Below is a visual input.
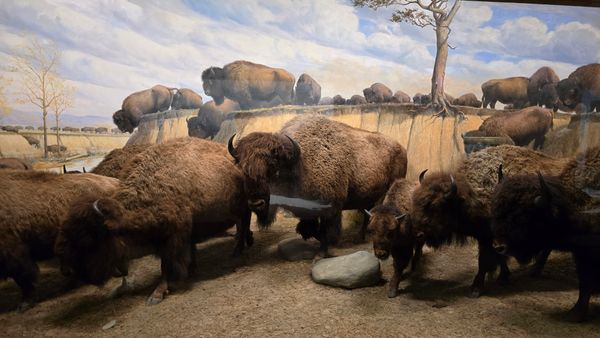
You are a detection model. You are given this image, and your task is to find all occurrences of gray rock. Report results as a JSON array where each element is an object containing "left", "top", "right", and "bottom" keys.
[
  {"left": 311, "top": 251, "right": 381, "bottom": 289},
  {"left": 277, "top": 238, "right": 319, "bottom": 261}
]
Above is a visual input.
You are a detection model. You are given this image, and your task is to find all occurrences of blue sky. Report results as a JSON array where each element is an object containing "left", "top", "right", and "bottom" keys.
[{"left": 0, "top": 0, "right": 598, "bottom": 121}]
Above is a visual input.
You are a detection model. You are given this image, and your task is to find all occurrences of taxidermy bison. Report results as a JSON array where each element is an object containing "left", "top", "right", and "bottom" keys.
[
  {"left": 0, "top": 158, "right": 32, "bottom": 170},
  {"left": 528, "top": 66, "right": 559, "bottom": 107},
  {"left": 346, "top": 95, "right": 367, "bottom": 105},
  {"left": 475, "top": 106, "right": 553, "bottom": 150},
  {"left": 481, "top": 77, "right": 529, "bottom": 109},
  {"left": 227, "top": 115, "right": 407, "bottom": 257},
  {"left": 0, "top": 171, "right": 119, "bottom": 311},
  {"left": 171, "top": 88, "right": 203, "bottom": 110},
  {"left": 202, "top": 60, "right": 294, "bottom": 110},
  {"left": 187, "top": 98, "right": 240, "bottom": 139},
  {"left": 91, "top": 144, "right": 151, "bottom": 179},
  {"left": 113, "top": 84, "right": 174, "bottom": 133},
  {"left": 453, "top": 93, "right": 482, "bottom": 108},
  {"left": 391, "top": 90, "right": 411, "bottom": 103},
  {"left": 333, "top": 95, "right": 346, "bottom": 105},
  {"left": 294, "top": 73, "right": 321, "bottom": 106},
  {"left": 55, "top": 138, "right": 254, "bottom": 305},
  {"left": 557, "top": 63, "right": 600, "bottom": 113},
  {"left": 363, "top": 83, "right": 393, "bottom": 103}
]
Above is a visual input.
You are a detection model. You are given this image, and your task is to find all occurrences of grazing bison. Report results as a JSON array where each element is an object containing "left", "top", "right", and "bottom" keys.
[
  {"left": 202, "top": 60, "right": 294, "bottom": 110},
  {"left": 481, "top": 77, "right": 529, "bottom": 109},
  {"left": 63, "top": 127, "right": 80, "bottom": 132},
  {"left": 557, "top": 63, "right": 600, "bottom": 113},
  {"left": 412, "top": 93, "right": 431, "bottom": 105},
  {"left": 363, "top": 83, "right": 393, "bottom": 103},
  {"left": 476, "top": 106, "right": 553, "bottom": 150},
  {"left": 1, "top": 126, "right": 19, "bottom": 133},
  {"left": 113, "top": 84, "right": 174, "bottom": 133},
  {"left": 47, "top": 144, "right": 67, "bottom": 153},
  {"left": 82, "top": 127, "right": 96, "bottom": 133},
  {"left": 391, "top": 90, "right": 411, "bottom": 103},
  {"left": 346, "top": 95, "right": 367, "bottom": 105},
  {"left": 228, "top": 115, "right": 407, "bottom": 257},
  {"left": 528, "top": 66, "right": 560, "bottom": 106},
  {"left": 91, "top": 144, "right": 151, "bottom": 179},
  {"left": 24, "top": 126, "right": 34, "bottom": 130},
  {"left": 55, "top": 138, "right": 254, "bottom": 305},
  {"left": 366, "top": 178, "right": 422, "bottom": 298},
  {"left": 187, "top": 98, "right": 240, "bottom": 140},
  {"left": 22, "top": 135, "right": 40, "bottom": 148},
  {"left": 172, "top": 88, "right": 203, "bottom": 110},
  {"left": 294, "top": 73, "right": 321, "bottom": 106},
  {"left": 453, "top": 93, "right": 482, "bottom": 108},
  {"left": 319, "top": 97, "right": 334, "bottom": 105},
  {"left": 95, "top": 127, "right": 108, "bottom": 134},
  {"left": 0, "top": 171, "right": 119, "bottom": 311},
  {"left": 0, "top": 158, "right": 32, "bottom": 170},
  {"left": 333, "top": 95, "right": 346, "bottom": 105}
]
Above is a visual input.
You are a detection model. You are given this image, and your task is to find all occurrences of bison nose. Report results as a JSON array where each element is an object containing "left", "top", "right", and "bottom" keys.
[
  {"left": 493, "top": 242, "right": 508, "bottom": 256},
  {"left": 248, "top": 199, "right": 266, "bottom": 210},
  {"left": 374, "top": 249, "right": 389, "bottom": 260}
]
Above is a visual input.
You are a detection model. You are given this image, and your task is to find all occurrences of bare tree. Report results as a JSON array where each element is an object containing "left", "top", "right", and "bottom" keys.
[
  {"left": 50, "top": 80, "right": 74, "bottom": 157},
  {"left": 9, "top": 37, "right": 67, "bottom": 158},
  {"left": 353, "top": 0, "right": 462, "bottom": 116},
  {"left": 0, "top": 76, "right": 11, "bottom": 122}
]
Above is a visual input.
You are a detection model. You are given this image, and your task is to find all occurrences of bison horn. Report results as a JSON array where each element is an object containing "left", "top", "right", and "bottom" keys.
[
  {"left": 497, "top": 164, "right": 504, "bottom": 183},
  {"left": 83, "top": 167, "right": 86, "bottom": 173},
  {"left": 228, "top": 134, "right": 239, "bottom": 161},
  {"left": 92, "top": 200, "right": 104, "bottom": 217},
  {"left": 534, "top": 172, "right": 551, "bottom": 207},
  {"left": 285, "top": 135, "right": 301, "bottom": 162},
  {"left": 419, "top": 169, "right": 428, "bottom": 184},
  {"left": 395, "top": 213, "right": 406, "bottom": 221},
  {"left": 364, "top": 209, "right": 373, "bottom": 217},
  {"left": 63, "top": 164, "right": 67, "bottom": 174},
  {"left": 448, "top": 175, "right": 458, "bottom": 199}
]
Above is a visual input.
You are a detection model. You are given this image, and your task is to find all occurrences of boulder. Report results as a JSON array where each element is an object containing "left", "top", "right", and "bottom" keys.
[
  {"left": 311, "top": 251, "right": 381, "bottom": 289},
  {"left": 277, "top": 238, "right": 320, "bottom": 261}
]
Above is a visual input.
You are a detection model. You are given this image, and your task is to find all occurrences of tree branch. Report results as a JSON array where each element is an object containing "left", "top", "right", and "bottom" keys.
[{"left": 444, "top": 0, "right": 461, "bottom": 25}]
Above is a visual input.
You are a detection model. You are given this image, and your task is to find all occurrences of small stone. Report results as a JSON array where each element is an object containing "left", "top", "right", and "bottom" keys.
[
  {"left": 311, "top": 251, "right": 381, "bottom": 289},
  {"left": 102, "top": 320, "right": 116, "bottom": 330},
  {"left": 278, "top": 238, "right": 319, "bottom": 261}
]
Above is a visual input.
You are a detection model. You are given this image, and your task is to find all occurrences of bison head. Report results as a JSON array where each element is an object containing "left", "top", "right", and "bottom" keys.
[
  {"left": 187, "top": 116, "right": 210, "bottom": 139},
  {"left": 366, "top": 205, "right": 416, "bottom": 259},
  {"left": 228, "top": 132, "right": 300, "bottom": 226},
  {"left": 201, "top": 67, "right": 225, "bottom": 105},
  {"left": 556, "top": 78, "right": 580, "bottom": 109},
  {"left": 172, "top": 90, "right": 184, "bottom": 110},
  {"left": 55, "top": 197, "right": 128, "bottom": 286},
  {"left": 113, "top": 110, "right": 135, "bottom": 133}
]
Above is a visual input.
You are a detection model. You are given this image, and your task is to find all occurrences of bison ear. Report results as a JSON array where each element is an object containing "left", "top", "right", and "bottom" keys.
[{"left": 284, "top": 135, "right": 301, "bottom": 163}]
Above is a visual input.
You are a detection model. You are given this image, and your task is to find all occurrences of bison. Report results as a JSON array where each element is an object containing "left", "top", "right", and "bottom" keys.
[
  {"left": 346, "top": 95, "right": 367, "bottom": 105},
  {"left": 294, "top": 73, "right": 321, "bottom": 106},
  {"left": 22, "top": 135, "right": 40, "bottom": 148},
  {"left": 363, "top": 83, "right": 393, "bottom": 103},
  {"left": 95, "top": 127, "right": 108, "bottom": 134},
  {"left": 557, "top": 63, "right": 600, "bottom": 113},
  {"left": 0, "top": 158, "right": 32, "bottom": 170},
  {"left": 187, "top": 98, "right": 240, "bottom": 140},
  {"left": 55, "top": 138, "right": 254, "bottom": 305},
  {"left": 47, "top": 144, "right": 67, "bottom": 153},
  {"left": 82, "top": 127, "right": 96, "bottom": 133},
  {"left": 113, "top": 84, "right": 174, "bottom": 133},
  {"left": 24, "top": 126, "right": 34, "bottom": 130},
  {"left": 481, "top": 77, "right": 529, "bottom": 109},
  {"left": 476, "top": 106, "right": 553, "bottom": 150},
  {"left": 412, "top": 93, "right": 431, "bottom": 105},
  {"left": 453, "top": 93, "right": 482, "bottom": 108},
  {"left": 172, "top": 88, "right": 203, "bottom": 110},
  {"left": 91, "top": 144, "right": 151, "bottom": 179},
  {"left": 227, "top": 115, "right": 407, "bottom": 257},
  {"left": 528, "top": 66, "right": 560, "bottom": 107},
  {"left": 390, "top": 90, "right": 411, "bottom": 103},
  {"left": 333, "top": 95, "right": 346, "bottom": 105},
  {"left": 0, "top": 170, "right": 119, "bottom": 311},
  {"left": 202, "top": 60, "right": 294, "bottom": 110},
  {"left": 1, "top": 126, "right": 19, "bottom": 133}
]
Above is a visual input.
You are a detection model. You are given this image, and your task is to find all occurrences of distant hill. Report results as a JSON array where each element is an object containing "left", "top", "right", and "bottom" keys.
[{"left": 0, "top": 109, "right": 113, "bottom": 128}]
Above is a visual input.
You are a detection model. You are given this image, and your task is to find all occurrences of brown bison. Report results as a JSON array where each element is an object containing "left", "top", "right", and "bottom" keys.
[
  {"left": 227, "top": 115, "right": 407, "bottom": 257},
  {"left": 55, "top": 138, "right": 254, "bottom": 305},
  {"left": 187, "top": 99, "right": 240, "bottom": 139},
  {"left": 63, "top": 126, "right": 80, "bottom": 132},
  {"left": 333, "top": 95, "right": 346, "bottom": 105},
  {"left": 24, "top": 126, "right": 34, "bottom": 130},
  {"left": 1, "top": 125, "right": 19, "bottom": 133},
  {"left": 202, "top": 60, "right": 294, "bottom": 110},
  {"left": 528, "top": 66, "right": 560, "bottom": 107},
  {"left": 363, "top": 83, "right": 393, "bottom": 103},
  {"left": 481, "top": 77, "right": 529, "bottom": 109},
  {"left": 346, "top": 95, "right": 367, "bottom": 105},
  {"left": 0, "top": 171, "right": 119, "bottom": 311},
  {"left": 47, "top": 144, "right": 67, "bottom": 153},
  {"left": 390, "top": 90, "right": 411, "bottom": 103},
  {"left": 476, "top": 106, "right": 553, "bottom": 150},
  {"left": 557, "top": 63, "right": 600, "bottom": 113},
  {"left": 91, "top": 144, "right": 151, "bottom": 179},
  {"left": 82, "top": 127, "right": 96, "bottom": 133},
  {"left": 22, "top": 135, "right": 40, "bottom": 148},
  {"left": 453, "top": 93, "right": 482, "bottom": 108},
  {"left": 172, "top": 88, "right": 203, "bottom": 110},
  {"left": 95, "top": 127, "right": 108, "bottom": 134},
  {"left": 412, "top": 93, "right": 431, "bottom": 105},
  {"left": 0, "top": 158, "right": 32, "bottom": 170},
  {"left": 294, "top": 73, "right": 321, "bottom": 106},
  {"left": 113, "top": 84, "right": 174, "bottom": 133}
]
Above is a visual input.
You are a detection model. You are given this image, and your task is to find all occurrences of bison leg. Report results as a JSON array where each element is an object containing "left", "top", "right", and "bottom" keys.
[
  {"left": 411, "top": 241, "right": 424, "bottom": 273},
  {"left": 388, "top": 244, "right": 416, "bottom": 298},
  {"left": 470, "top": 242, "right": 497, "bottom": 298},
  {"left": 233, "top": 211, "right": 252, "bottom": 257},
  {"left": 315, "top": 213, "right": 342, "bottom": 259},
  {"left": 13, "top": 274, "right": 36, "bottom": 312},
  {"left": 147, "top": 277, "right": 169, "bottom": 306},
  {"left": 567, "top": 277, "right": 592, "bottom": 322},
  {"left": 533, "top": 135, "right": 546, "bottom": 150},
  {"left": 530, "top": 249, "right": 551, "bottom": 277},
  {"left": 296, "top": 218, "right": 319, "bottom": 240},
  {"left": 496, "top": 254, "right": 511, "bottom": 285},
  {"left": 110, "top": 276, "right": 136, "bottom": 298}
]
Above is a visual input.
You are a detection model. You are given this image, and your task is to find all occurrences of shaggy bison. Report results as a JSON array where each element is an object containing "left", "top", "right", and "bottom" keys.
[
  {"left": 113, "top": 84, "right": 174, "bottom": 133},
  {"left": 333, "top": 95, "right": 346, "bottom": 105},
  {"left": 187, "top": 98, "right": 240, "bottom": 139},
  {"left": 363, "top": 83, "right": 393, "bottom": 103},
  {"left": 557, "top": 63, "right": 600, "bottom": 113},
  {"left": 0, "top": 158, "right": 32, "bottom": 170},
  {"left": 390, "top": 90, "right": 411, "bottom": 103},
  {"left": 0, "top": 171, "right": 119, "bottom": 311},
  {"left": 528, "top": 66, "right": 560, "bottom": 107},
  {"left": 172, "top": 88, "right": 203, "bottom": 110},
  {"left": 481, "top": 77, "right": 529, "bottom": 109},
  {"left": 91, "top": 144, "right": 151, "bottom": 179},
  {"left": 346, "top": 95, "right": 367, "bottom": 105},
  {"left": 227, "top": 115, "right": 407, "bottom": 257},
  {"left": 294, "top": 73, "right": 321, "bottom": 106},
  {"left": 55, "top": 138, "right": 254, "bottom": 305},
  {"left": 453, "top": 93, "right": 482, "bottom": 108},
  {"left": 476, "top": 106, "right": 553, "bottom": 150},
  {"left": 202, "top": 60, "right": 294, "bottom": 110}
]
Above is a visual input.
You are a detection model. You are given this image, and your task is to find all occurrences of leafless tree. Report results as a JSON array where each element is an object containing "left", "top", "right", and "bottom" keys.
[{"left": 50, "top": 80, "right": 74, "bottom": 157}]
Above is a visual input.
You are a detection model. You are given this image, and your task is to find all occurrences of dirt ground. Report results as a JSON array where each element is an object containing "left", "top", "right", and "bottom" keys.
[{"left": 1, "top": 214, "right": 599, "bottom": 338}]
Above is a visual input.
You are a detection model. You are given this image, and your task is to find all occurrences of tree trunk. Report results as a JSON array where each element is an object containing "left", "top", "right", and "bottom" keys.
[
  {"left": 42, "top": 110, "right": 48, "bottom": 158},
  {"left": 431, "top": 25, "right": 449, "bottom": 107},
  {"left": 55, "top": 114, "right": 60, "bottom": 157}
]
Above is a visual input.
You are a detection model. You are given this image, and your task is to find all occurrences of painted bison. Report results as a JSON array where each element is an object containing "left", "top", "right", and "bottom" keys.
[
  {"left": 0, "top": 158, "right": 32, "bottom": 170},
  {"left": 187, "top": 98, "right": 240, "bottom": 140},
  {"left": 412, "top": 93, "right": 431, "bottom": 105},
  {"left": 47, "top": 144, "right": 67, "bottom": 153},
  {"left": 0, "top": 171, "right": 119, "bottom": 311},
  {"left": 113, "top": 84, "right": 174, "bottom": 133},
  {"left": 481, "top": 77, "right": 529, "bottom": 109},
  {"left": 95, "top": 127, "right": 108, "bottom": 134},
  {"left": 363, "top": 83, "right": 393, "bottom": 103},
  {"left": 24, "top": 126, "right": 34, "bottom": 130},
  {"left": 63, "top": 127, "right": 80, "bottom": 132},
  {"left": 1, "top": 126, "right": 19, "bottom": 133},
  {"left": 202, "top": 60, "right": 294, "bottom": 110},
  {"left": 227, "top": 115, "right": 407, "bottom": 257},
  {"left": 172, "top": 88, "right": 203, "bottom": 110},
  {"left": 528, "top": 66, "right": 560, "bottom": 107},
  {"left": 55, "top": 138, "right": 254, "bottom": 305},
  {"left": 453, "top": 93, "right": 482, "bottom": 108},
  {"left": 82, "top": 127, "right": 96, "bottom": 133},
  {"left": 22, "top": 135, "right": 40, "bottom": 148},
  {"left": 476, "top": 106, "right": 553, "bottom": 150},
  {"left": 346, "top": 95, "right": 367, "bottom": 105},
  {"left": 294, "top": 73, "right": 321, "bottom": 106},
  {"left": 557, "top": 63, "right": 600, "bottom": 113},
  {"left": 333, "top": 95, "right": 346, "bottom": 105},
  {"left": 390, "top": 90, "right": 411, "bottom": 103},
  {"left": 91, "top": 144, "right": 151, "bottom": 179}
]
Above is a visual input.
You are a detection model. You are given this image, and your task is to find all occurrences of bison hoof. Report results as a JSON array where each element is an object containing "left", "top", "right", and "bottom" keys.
[
  {"left": 146, "top": 295, "right": 164, "bottom": 305},
  {"left": 246, "top": 232, "right": 254, "bottom": 247},
  {"left": 497, "top": 274, "right": 510, "bottom": 286},
  {"left": 469, "top": 289, "right": 482, "bottom": 298},
  {"left": 16, "top": 301, "right": 33, "bottom": 313},
  {"left": 387, "top": 288, "right": 399, "bottom": 298},
  {"left": 565, "top": 307, "right": 587, "bottom": 322}
]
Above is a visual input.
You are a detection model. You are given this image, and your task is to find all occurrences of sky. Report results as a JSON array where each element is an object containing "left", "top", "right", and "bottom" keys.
[{"left": 0, "top": 0, "right": 599, "bottom": 122}]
